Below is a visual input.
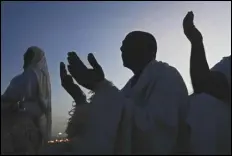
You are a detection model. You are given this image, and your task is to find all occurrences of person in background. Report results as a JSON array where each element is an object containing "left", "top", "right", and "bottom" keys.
[
  {"left": 183, "top": 11, "right": 231, "bottom": 155},
  {"left": 1, "top": 46, "right": 52, "bottom": 154},
  {"left": 184, "top": 11, "right": 231, "bottom": 103}
]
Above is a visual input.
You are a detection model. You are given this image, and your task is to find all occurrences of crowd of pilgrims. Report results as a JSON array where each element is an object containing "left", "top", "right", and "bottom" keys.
[{"left": 1, "top": 11, "right": 231, "bottom": 155}]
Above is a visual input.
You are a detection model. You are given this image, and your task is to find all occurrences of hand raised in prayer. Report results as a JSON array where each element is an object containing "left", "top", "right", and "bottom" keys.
[
  {"left": 183, "top": 11, "right": 203, "bottom": 43},
  {"left": 60, "top": 62, "right": 86, "bottom": 103},
  {"left": 67, "top": 52, "right": 105, "bottom": 91}
]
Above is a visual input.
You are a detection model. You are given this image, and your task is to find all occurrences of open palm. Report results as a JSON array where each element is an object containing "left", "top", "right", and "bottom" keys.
[
  {"left": 183, "top": 11, "right": 203, "bottom": 43},
  {"left": 66, "top": 52, "right": 105, "bottom": 91},
  {"left": 60, "top": 62, "right": 86, "bottom": 103}
]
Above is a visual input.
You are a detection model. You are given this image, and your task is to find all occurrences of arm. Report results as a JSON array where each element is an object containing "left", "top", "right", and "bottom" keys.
[
  {"left": 190, "top": 35, "right": 230, "bottom": 103},
  {"left": 2, "top": 77, "right": 22, "bottom": 103},
  {"left": 2, "top": 71, "right": 41, "bottom": 112},
  {"left": 183, "top": 12, "right": 230, "bottom": 102},
  {"left": 1, "top": 75, "right": 24, "bottom": 111},
  {"left": 190, "top": 40, "right": 209, "bottom": 93},
  {"left": 70, "top": 81, "right": 124, "bottom": 155},
  {"left": 66, "top": 100, "right": 89, "bottom": 139},
  {"left": 60, "top": 62, "right": 87, "bottom": 104}
]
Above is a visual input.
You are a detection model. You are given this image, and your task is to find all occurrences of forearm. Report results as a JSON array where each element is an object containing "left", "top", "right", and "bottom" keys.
[
  {"left": 69, "top": 90, "right": 87, "bottom": 105},
  {"left": 190, "top": 41, "right": 210, "bottom": 92},
  {"left": 70, "top": 80, "right": 123, "bottom": 154},
  {"left": 73, "top": 96, "right": 86, "bottom": 104}
]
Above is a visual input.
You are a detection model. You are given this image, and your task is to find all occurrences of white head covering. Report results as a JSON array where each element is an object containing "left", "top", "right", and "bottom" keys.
[{"left": 26, "top": 46, "right": 52, "bottom": 141}]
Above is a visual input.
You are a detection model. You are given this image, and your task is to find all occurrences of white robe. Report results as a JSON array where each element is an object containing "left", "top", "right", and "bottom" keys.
[
  {"left": 70, "top": 60, "right": 189, "bottom": 155},
  {"left": 187, "top": 56, "right": 231, "bottom": 155},
  {"left": 1, "top": 47, "right": 51, "bottom": 143}
]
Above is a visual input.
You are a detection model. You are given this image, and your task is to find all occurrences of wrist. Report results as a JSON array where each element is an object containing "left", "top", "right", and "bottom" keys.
[
  {"left": 90, "top": 78, "right": 105, "bottom": 90},
  {"left": 72, "top": 94, "right": 86, "bottom": 103},
  {"left": 92, "top": 79, "right": 113, "bottom": 93},
  {"left": 190, "top": 39, "right": 203, "bottom": 45},
  {"left": 74, "top": 97, "right": 86, "bottom": 104}
]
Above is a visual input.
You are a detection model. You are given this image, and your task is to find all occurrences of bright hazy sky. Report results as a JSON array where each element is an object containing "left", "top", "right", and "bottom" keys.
[{"left": 1, "top": 1, "right": 231, "bottom": 135}]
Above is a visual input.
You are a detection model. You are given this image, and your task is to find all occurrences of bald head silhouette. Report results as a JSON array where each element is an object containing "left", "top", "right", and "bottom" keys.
[{"left": 120, "top": 31, "right": 157, "bottom": 74}]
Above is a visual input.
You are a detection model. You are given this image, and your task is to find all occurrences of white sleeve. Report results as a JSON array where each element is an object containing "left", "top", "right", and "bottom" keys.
[{"left": 71, "top": 72, "right": 188, "bottom": 155}]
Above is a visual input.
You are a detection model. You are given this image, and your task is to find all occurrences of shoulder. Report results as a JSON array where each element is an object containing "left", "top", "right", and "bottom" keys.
[
  {"left": 149, "top": 61, "right": 188, "bottom": 92},
  {"left": 22, "top": 69, "right": 38, "bottom": 81},
  {"left": 156, "top": 61, "right": 184, "bottom": 82},
  {"left": 23, "top": 68, "right": 37, "bottom": 77},
  {"left": 158, "top": 62, "right": 188, "bottom": 93},
  {"left": 10, "top": 69, "right": 38, "bottom": 87},
  {"left": 211, "top": 55, "right": 231, "bottom": 72},
  {"left": 10, "top": 73, "right": 24, "bottom": 85},
  {"left": 211, "top": 56, "right": 231, "bottom": 84}
]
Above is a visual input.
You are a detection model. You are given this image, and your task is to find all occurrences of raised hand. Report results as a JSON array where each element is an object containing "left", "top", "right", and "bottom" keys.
[
  {"left": 67, "top": 52, "right": 105, "bottom": 91},
  {"left": 60, "top": 62, "right": 86, "bottom": 103},
  {"left": 183, "top": 11, "right": 203, "bottom": 43}
]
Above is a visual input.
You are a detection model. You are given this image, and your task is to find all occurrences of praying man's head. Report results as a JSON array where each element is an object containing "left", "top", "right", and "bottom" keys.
[{"left": 120, "top": 31, "right": 157, "bottom": 74}]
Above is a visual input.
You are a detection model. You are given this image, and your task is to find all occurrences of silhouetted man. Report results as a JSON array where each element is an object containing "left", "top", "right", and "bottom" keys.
[
  {"left": 183, "top": 11, "right": 231, "bottom": 155},
  {"left": 62, "top": 31, "right": 189, "bottom": 155}
]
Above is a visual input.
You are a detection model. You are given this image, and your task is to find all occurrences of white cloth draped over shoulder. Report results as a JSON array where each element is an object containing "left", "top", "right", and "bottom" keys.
[
  {"left": 70, "top": 60, "right": 189, "bottom": 155},
  {"left": 211, "top": 55, "right": 231, "bottom": 102},
  {"left": 186, "top": 55, "right": 231, "bottom": 155},
  {"left": 1, "top": 46, "right": 52, "bottom": 142}
]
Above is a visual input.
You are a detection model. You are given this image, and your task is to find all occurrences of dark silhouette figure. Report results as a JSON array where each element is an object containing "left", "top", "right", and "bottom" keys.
[
  {"left": 62, "top": 30, "right": 188, "bottom": 155},
  {"left": 183, "top": 11, "right": 230, "bottom": 103},
  {"left": 65, "top": 31, "right": 157, "bottom": 89}
]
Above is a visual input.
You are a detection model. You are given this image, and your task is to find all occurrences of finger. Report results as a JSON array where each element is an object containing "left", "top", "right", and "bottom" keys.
[
  {"left": 188, "top": 11, "right": 194, "bottom": 22},
  {"left": 67, "top": 52, "right": 82, "bottom": 64},
  {"left": 87, "top": 53, "right": 102, "bottom": 72},
  {"left": 67, "top": 64, "right": 78, "bottom": 77},
  {"left": 184, "top": 11, "right": 194, "bottom": 24},
  {"left": 67, "top": 64, "right": 72, "bottom": 74},
  {"left": 60, "top": 62, "right": 67, "bottom": 80},
  {"left": 67, "top": 52, "right": 87, "bottom": 70},
  {"left": 68, "top": 52, "right": 80, "bottom": 60},
  {"left": 60, "top": 62, "right": 67, "bottom": 74},
  {"left": 189, "top": 11, "right": 194, "bottom": 18}
]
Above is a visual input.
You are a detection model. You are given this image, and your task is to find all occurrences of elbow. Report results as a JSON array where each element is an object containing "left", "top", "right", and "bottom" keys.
[
  {"left": 191, "top": 77, "right": 204, "bottom": 94},
  {"left": 190, "top": 64, "right": 210, "bottom": 82},
  {"left": 190, "top": 72, "right": 211, "bottom": 94}
]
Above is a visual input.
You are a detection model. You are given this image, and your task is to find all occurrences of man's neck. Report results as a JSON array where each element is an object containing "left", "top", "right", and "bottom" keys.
[
  {"left": 130, "top": 67, "right": 144, "bottom": 87},
  {"left": 130, "top": 59, "right": 154, "bottom": 87}
]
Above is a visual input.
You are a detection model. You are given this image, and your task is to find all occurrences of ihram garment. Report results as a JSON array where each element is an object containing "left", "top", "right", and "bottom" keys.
[{"left": 70, "top": 60, "right": 189, "bottom": 155}]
